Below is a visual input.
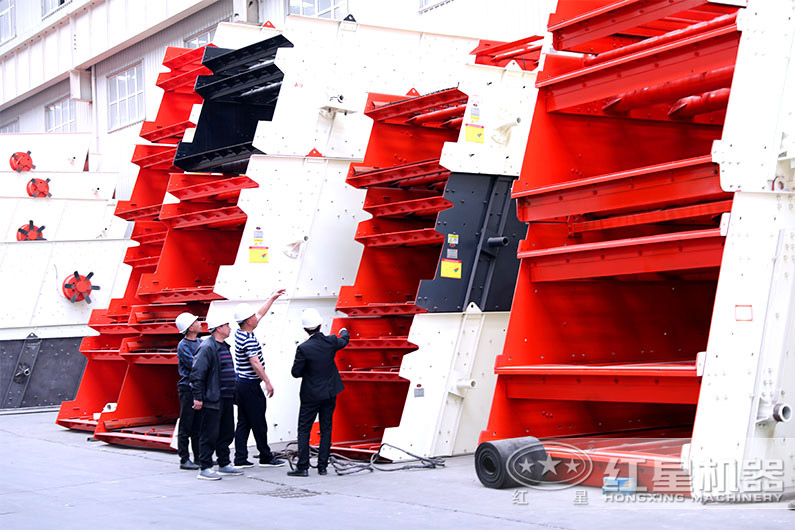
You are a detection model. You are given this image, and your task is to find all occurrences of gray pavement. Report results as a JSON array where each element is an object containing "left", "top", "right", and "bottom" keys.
[{"left": 0, "top": 411, "right": 792, "bottom": 529}]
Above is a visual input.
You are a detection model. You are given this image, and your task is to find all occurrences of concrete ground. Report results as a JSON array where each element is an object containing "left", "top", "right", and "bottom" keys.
[{"left": 0, "top": 410, "right": 792, "bottom": 529}]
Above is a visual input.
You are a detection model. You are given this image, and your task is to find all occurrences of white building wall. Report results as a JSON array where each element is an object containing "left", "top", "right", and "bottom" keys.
[
  {"left": 94, "top": 0, "right": 233, "bottom": 198},
  {"left": 2, "top": 0, "right": 554, "bottom": 199},
  {"left": 264, "top": 0, "right": 556, "bottom": 41}
]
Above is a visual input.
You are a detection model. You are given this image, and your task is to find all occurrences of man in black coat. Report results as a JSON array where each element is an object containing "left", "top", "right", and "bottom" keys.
[{"left": 287, "top": 308, "right": 349, "bottom": 476}]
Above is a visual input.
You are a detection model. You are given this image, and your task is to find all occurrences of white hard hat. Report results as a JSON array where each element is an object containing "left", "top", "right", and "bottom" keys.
[
  {"left": 206, "top": 312, "right": 230, "bottom": 331},
  {"left": 234, "top": 302, "right": 255, "bottom": 323},
  {"left": 301, "top": 308, "right": 323, "bottom": 329},
  {"left": 175, "top": 312, "right": 198, "bottom": 334}
]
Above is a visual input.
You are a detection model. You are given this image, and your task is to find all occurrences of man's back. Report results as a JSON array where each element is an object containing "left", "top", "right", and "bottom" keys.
[{"left": 292, "top": 331, "right": 349, "bottom": 402}]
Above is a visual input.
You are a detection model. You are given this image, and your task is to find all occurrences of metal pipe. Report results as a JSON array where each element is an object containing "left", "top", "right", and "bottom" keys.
[
  {"left": 492, "top": 44, "right": 542, "bottom": 62},
  {"left": 407, "top": 104, "right": 467, "bottom": 125},
  {"left": 603, "top": 66, "right": 734, "bottom": 113},
  {"left": 443, "top": 117, "right": 463, "bottom": 129},
  {"left": 667, "top": 88, "right": 730, "bottom": 118},
  {"left": 584, "top": 12, "right": 737, "bottom": 67},
  {"left": 487, "top": 236, "right": 509, "bottom": 247}
]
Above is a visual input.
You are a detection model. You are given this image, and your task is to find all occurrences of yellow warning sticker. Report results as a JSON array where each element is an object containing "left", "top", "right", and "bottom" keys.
[
  {"left": 249, "top": 246, "right": 269, "bottom": 263},
  {"left": 441, "top": 259, "right": 462, "bottom": 279},
  {"left": 465, "top": 123, "right": 485, "bottom": 143}
]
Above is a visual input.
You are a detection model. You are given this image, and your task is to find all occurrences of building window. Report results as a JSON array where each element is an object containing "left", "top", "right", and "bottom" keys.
[
  {"left": 185, "top": 27, "right": 216, "bottom": 49},
  {"left": 45, "top": 96, "right": 76, "bottom": 133},
  {"left": 42, "top": 0, "right": 70, "bottom": 17},
  {"left": 107, "top": 63, "right": 144, "bottom": 131},
  {"left": 288, "top": 0, "right": 348, "bottom": 19},
  {"left": 0, "top": 119, "right": 19, "bottom": 134},
  {"left": 0, "top": 0, "right": 14, "bottom": 44},
  {"left": 419, "top": 0, "right": 455, "bottom": 13}
]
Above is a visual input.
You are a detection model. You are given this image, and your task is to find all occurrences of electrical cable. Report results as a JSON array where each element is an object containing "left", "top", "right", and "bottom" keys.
[{"left": 272, "top": 442, "right": 445, "bottom": 476}]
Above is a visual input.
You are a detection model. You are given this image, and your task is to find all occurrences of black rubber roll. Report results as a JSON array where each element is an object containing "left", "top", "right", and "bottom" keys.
[{"left": 475, "top": 436, "right": 547, "bottom": 489}]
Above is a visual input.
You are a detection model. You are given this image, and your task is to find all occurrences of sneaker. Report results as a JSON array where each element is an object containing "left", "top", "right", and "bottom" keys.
[
  {"left": 180, "top": 459, "right": 200, "bottom": 470},
  {"left": 259, "top": 457, "right": 286, "bottom": 468},
  {"left": 217, "top": 464, "right": 244, "bottom": 475},
  {"left": 234, "top": 460, "right": 255, "bottom": 469},
  {"left": 197, "top": 468, "right": 221, "bottom": 481},
  {"left": 318, "top": 467, "right": 328, "bottom": 475},
  {"left": 287, "top": 468, "right": 308, "bottom": 477}
]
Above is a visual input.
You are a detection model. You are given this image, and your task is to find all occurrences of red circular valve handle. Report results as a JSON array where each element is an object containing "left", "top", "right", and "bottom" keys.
[
  {"left": 62, "top": 271, "right": 101, "bottom": 304},
  {"left": 9, "top": 151, "right": 35, "bottom": 172},
  {"left": 16, "top": 220, "right": 46, "bottom": 241},
  {"left": 26, "top": 178, "right": 51, "bottom": 198}
]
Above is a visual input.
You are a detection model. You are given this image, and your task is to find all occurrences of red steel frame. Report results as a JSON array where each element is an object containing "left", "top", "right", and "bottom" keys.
[
  {"left": 89, "top": 51, "right": 254, "bottom": 450},
  {"left": 480, "top": 0, "right": 742, "bottom": 492},
  {"left": 58, "top": 47, "right": 249, "bottom": 451},
  {"left": 317, "top": 89, "right": 466, "bottom": 454}
]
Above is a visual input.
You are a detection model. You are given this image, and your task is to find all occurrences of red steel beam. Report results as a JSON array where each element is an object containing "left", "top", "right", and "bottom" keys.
[
  {"left": 355, "top": 228, "right": 444, "bottom": 248},
  {"left": 167, "top": 174, "right": 257, "bottom": 201},
  {"left": 549, "top": 0, "right": 711, "bottom": 52},
  {"left": 538, "top": 24, "right": 740, "bottom": 112},
  {"left": 584, "top": 12, "right": 737, "bottom": 66},
  {"left": 570, "top": 199, "right": 732, "bottom": 233},
  {"left": 334, "top": 303, "right": 426, "bottom": 317},
  {"left": 363, "top": 196, "right": 452, "bottom": 218},
  {"left": 347, "top": 159, "right": 449, "bottom": 189},
  {"left": 514, "top": 156, "right": 724, "bottom": 222},
  {"left": 519, "top": 228, "right": 724, "bottom": 281},
  {"left": 366, "top": 88, "right": 467, "bottom": 122}
]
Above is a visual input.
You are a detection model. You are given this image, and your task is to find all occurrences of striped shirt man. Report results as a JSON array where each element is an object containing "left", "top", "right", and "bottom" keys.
[{"left": 234, "top": 329, "right": 264, "bottom": 381}]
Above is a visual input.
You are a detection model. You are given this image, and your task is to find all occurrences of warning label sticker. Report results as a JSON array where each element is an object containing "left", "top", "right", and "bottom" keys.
[
  {"left": 441, "top": 259, "right": 462, "bottom": 279},
  {"left": 447, "top": 234, "right": 459, "bottom": 246},
  {"left": 249, "top": 246, "right": 269, "bottom": 263},
  {"left": 465, "top": 123, "right": 485, "bottom": 143}
]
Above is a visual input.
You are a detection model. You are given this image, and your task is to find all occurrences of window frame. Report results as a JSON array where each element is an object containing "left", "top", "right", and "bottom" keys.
[
  {"left": 44, "top": 94, "right": 76, "bottom": 133},
  {"left": 419, "top": 0, "right": 455, "bottom": 13},
  {"left": 287, "top": 0, "right": 348, "bottom": 20},
  {"left": 0, "top": 118, "right": 19, "bottom": 134},
  {"left": 42, "top": 0, "right": 71, "bottom": 18},
  {"left": 184, "top": 26, "right": 217, "bottom": 49},
  {"left": 106, "top": 62, "right": 145, "bottom": 132},
  {"left": 0, "top": 0, "right": 15, "bottom": 45}
]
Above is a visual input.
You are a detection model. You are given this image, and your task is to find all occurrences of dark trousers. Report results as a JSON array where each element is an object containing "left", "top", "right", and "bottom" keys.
[
  {"left": 198, "top": 396, "right": 234, "bottom": 470},
  {"left": 296, "top": 396, "right": 336, "bottom": 470},
  {"left": 234, "top": 379, "right": 273, "bottom": 464},
  {"left": 177, "top": 389, "right": 202, "bottom": 463}
]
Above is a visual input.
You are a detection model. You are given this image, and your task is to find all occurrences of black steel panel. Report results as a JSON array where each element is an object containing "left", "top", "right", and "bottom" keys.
[
  {"left": 0, "top": 336, "right": 85, "bottom": 409},
  {"left": 175, "top": 34, "right": 292, "bottom": 173},
  {"left": 416, "top": 172, "right": 524, "bottom": 313}
]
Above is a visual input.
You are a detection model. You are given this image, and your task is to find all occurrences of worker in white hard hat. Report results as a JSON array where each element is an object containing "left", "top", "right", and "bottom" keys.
[
  {"left": 190, "top": 312, "right": 243, "bottom": 480},
  {"left": 174, "top": 312, "right": 202, "bottom": 470},
  {"left": 231, "top": 288, "right": 287, "bottom": 468},
  {"left": 287, "top": 308, "right": 349, "bottom": 477}
]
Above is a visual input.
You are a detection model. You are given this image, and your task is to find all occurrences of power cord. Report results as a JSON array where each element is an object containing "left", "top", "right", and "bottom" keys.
[{"left": 273, "top": 442, "right": 445, "bottom": 475}]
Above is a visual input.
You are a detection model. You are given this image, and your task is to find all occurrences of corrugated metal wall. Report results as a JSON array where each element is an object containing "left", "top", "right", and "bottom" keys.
[{"left": 0, "top": 79, "right": 72, "bottom": 133}]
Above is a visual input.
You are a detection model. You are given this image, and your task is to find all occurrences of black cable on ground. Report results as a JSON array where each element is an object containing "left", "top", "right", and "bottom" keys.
[{"left": 272, "top": 442, "right": 445, "bottom": 475}]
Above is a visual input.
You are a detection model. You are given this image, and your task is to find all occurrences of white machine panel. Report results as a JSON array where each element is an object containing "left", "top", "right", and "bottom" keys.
[
  {"left": 0, "top": 133, "right": 92, "bottom": 172},
  {"left": 0, "top": 240, "right": 132, "bottom": 340},
  {"left": 381, "top": 307, "right": 510, "bottom": 460}
]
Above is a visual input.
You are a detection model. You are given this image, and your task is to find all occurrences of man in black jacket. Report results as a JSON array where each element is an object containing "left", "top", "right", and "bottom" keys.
[
  {"left": 190, "top": 312, "right": 243, "bottom": 481},
  {"left": 287, "top": 308, "right": 349, "bottom": 477}
]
